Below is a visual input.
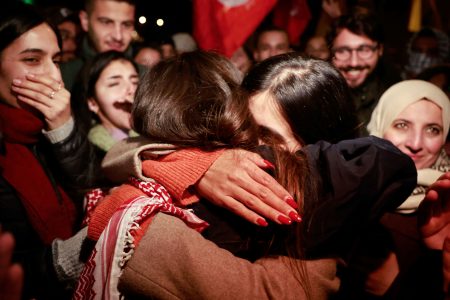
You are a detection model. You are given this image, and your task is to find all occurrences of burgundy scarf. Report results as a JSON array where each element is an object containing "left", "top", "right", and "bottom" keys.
[{"left": 0, "top": 103, "right": 76, "bottom": 245}]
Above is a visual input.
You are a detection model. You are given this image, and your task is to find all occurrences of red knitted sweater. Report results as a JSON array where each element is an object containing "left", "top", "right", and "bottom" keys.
[{"left": 87, "top": 148, "right": 224, "bottom": 242}]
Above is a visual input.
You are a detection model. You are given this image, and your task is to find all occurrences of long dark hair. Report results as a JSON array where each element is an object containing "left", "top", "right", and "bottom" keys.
[
  {"left": 327, "top": 12, "right": 383, "bottom": 47},
  {"left": 242, "top": 52, "right": 360, "bottom": 145},
  {"left": 74, "top": 50, "right": 139, "bottom": 128},
  {"left": 132, "top": 50, "right": 313, "bottom": 295},
  {"left": 0, "top": 2, "right": 62, "bottom": 54}
]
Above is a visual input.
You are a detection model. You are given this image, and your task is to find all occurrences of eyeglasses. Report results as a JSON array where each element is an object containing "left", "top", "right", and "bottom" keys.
[{"left": 332, "top": 44, "right": 379, "bottom": 61}]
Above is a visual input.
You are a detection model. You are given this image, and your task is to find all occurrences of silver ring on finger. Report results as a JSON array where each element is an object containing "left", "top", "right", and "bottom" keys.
[{"left": 48, "top": 90, "right": 56, "bottom": 99}]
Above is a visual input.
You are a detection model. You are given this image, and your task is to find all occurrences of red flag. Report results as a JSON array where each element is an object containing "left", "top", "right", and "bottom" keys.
[
  {"left": 272, "top": 0, "right": 311, "bottom": 46},
  {"left": 193, "top": 0, "right": 276, "bottom": 57}
]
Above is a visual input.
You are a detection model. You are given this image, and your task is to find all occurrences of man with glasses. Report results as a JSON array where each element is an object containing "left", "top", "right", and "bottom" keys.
[{"left": 327, "top": 13, "right": 400, "bottom": 132}]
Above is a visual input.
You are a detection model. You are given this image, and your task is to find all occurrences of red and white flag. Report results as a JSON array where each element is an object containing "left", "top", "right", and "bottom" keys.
[
  {"left": 193, "top": 0, "right": 276, "bottom": 57},
  {"left": 272, "top": 0, "right": 311, "bottom": 46}
]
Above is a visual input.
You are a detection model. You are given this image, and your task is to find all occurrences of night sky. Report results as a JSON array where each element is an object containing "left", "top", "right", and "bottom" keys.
[
  {"left": 33, "top": 0, "right": 193, "bottom": 40},
  {"left": 19, "top": 0, "right": 450, "bottom": 66}
]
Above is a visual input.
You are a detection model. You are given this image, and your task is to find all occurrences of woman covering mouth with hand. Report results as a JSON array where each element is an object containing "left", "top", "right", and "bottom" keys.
[{"left": 0, "top": 2, "right": 96, "bottom": 298}]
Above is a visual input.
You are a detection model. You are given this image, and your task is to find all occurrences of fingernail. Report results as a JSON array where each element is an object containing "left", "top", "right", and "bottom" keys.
[
  {"left": 288, "top": 211, "right": 302, "bottom": 223},
  {"left": 263, "top": 159, "right": 275, "bottom": 169},
  {"left": 285, "top": 197, "right": 298, "bottom": 209},
  {"left": 277, "top": 215, "right": 292, "bottom": 225},
  {"left": 256, "top": 218, "right": 268, "bottom": 227},
  {"left": 27, "top": 73, "right": 35, "bottom": 78},
  {"left": 12, "top": 79, "right": 22, "bottom": 85}
]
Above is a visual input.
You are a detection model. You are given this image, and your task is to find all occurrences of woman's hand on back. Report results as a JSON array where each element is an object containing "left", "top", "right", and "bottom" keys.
[
  {"left": 195, "top": 149, "right": 301, "bottom": 226},
  {"left": 12, "top": 73, "right": 71, "bottom": 130}
]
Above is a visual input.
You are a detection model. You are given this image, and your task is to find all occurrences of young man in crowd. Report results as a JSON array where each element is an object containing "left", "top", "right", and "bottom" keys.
[
  {"left": 328, "top": 12, "right": 401, "bottom": 133},
  {"left": 61, "top": 0, "right": 136, "bottom": 91}
]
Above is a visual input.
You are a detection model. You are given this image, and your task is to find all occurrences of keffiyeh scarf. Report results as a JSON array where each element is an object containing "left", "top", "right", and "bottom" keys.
[{"left": 73, "top": 177, "right": 208, "bottom": 300}]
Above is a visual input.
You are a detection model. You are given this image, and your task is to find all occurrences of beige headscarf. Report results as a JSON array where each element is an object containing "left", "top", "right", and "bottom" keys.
[
  {"left": 367, "top": 79, "right": 450, "bottom": 213},
  {"left": 367, "top": 80, "right": 450, "bottom": 141}
]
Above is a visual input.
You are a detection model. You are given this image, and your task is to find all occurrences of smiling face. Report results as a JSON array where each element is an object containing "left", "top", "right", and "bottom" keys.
[
  {"left": 87, "top": 59, "right": 138, "bottom": 132},
  {"left": 80, "top": 0, "right": 135, "bottom": 53},
  {"left": 383, "top": 99, "right": 444, "bottom": 169},
  {"left": 249, "top": 90, "right": 301, "bottom": 152},
  {"left": 331, "top": 28, "right": 382, "bottom": 88},
  {"left": 0, "top": 23, "right": 61, "bottom": 107}
]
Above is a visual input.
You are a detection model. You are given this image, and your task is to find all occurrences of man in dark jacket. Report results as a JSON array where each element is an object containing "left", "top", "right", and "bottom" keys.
[
  {"left": 60, "top": 0, "right": 136, "bottom": 92},
  {"left": 328, "top": 13, "right": 401, "bottom": 134}
]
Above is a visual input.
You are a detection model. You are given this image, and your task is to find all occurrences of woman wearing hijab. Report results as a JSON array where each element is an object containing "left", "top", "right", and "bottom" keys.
[{"left": 344, "top": 80, "right": 450, "bottom": 298}]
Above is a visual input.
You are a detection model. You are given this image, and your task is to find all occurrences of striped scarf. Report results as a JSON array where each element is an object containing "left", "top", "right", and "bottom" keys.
[{"left": 74, "top": 178, "right": 208, "bottom": 300}]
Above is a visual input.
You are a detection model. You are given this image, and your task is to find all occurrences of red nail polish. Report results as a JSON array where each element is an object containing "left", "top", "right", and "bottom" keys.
[
  {"left": 288, "top": 211, "right": 302, "bottom": 223},
  {"left": 285, "top": 197, "right": 298, "bottom": 209},
  {"left": 263, "top": 159, "right": 275, "bottom": 169},
  {"left": 256, "top": 218, "right": 268, "bottom": 227},
  {"left": 277, "top": 215, "right": 292, "bottom": 225}
]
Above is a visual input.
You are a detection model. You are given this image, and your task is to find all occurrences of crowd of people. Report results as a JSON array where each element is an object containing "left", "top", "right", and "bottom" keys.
[{"left": 1, "top": 0, "right": 450, "bottom": 299}]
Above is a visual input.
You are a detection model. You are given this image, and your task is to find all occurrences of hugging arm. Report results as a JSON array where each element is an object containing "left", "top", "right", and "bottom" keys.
[
  {"left": 149, "top": 148, "right": 297, "bottom": 225},
  {"left": 194, "top": 149, "right": 297, "bottom": 225},
  {"left": 101, "top": 138, "right": 296, "bottom": 225},
  {"left": 102, "top": 136, "right": 417, "bottom": 231},
  {"left": 152, "top": 137, "right": 416, "bottom": 230}
]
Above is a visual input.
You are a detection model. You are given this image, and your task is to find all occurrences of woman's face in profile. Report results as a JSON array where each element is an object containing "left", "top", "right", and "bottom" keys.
[
  {"left": 249, "top": 90, "right": 301, "bottom": 152},
  {"left": 88, "top": 59, "right": 139, "bottom": 132},
  {"left": 383, "top": 99, "right": 444, "bottom": 169},
  {"left": 0, "top": 23, "right": 61, "bottom": 108}
]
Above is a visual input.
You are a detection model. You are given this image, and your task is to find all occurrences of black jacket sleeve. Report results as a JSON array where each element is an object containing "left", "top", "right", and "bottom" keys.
[
  {"left": 301, "top": 136, "right": 417, "bottom": 260},
  {"left": 44, "top": 122, "right": 103, "bottom": 202}
]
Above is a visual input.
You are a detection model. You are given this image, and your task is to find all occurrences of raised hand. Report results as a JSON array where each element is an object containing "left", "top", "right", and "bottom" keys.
[
  {"left": 12, "top": 73, "right": 71, "bottom": 130},
  {"left": 418, "top": 172, "right": 450, "bottom": 250},
  {"left": 418, "top": 172, "right": 450, "bottom": 295},
  {"left": 195, "top": 149, "right": 301, "bottom": 226}
]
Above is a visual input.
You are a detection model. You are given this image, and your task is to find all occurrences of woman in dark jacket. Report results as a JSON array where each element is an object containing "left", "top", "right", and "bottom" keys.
[{"left": 0, "top": 3, "right": 97, "bottom": 299}]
